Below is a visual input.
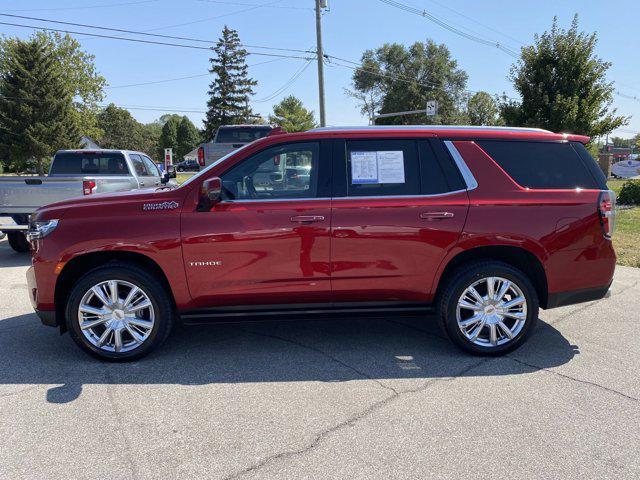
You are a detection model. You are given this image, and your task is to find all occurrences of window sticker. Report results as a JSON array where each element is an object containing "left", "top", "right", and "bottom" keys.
[
  {"left": 350, "top": 151, "right": 379, "bottom": 184},
  {"left": 350, "top": 151, "right": 405, "bottom": 184},
  {"left": 377, "top": 151, "right": 405, "bottom": 184}
]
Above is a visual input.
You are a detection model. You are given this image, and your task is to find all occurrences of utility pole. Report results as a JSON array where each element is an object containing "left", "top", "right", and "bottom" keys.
[{"left": 315, "top": 0, "right": 326, "bottom": 127}]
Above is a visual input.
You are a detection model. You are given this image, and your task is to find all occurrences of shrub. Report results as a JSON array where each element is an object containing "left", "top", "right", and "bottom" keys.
[{"left": 618, "top": 180, "right": 640, "bottom": 205}]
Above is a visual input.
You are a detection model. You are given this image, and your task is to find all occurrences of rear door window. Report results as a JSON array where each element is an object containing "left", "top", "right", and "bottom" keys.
[
  {"left": 477, "top": 140, "right": 600, "bottom": 189},
  {"left": 345, "top": 140, "right": 420, "bottom": 197},
  {"left": 50, "top": 152, "right": 129, "bottom": 175}
]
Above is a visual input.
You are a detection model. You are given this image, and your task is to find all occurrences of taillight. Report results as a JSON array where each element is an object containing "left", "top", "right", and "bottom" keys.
[
  {"left": 598, "top": 190, "right": 616, "bottom": 238},
  {"left": 83, "top": 180, "right": 96, "bottom": 195},
  {"left": 197, "top": 146, "right": 205, "bottom": 167}
]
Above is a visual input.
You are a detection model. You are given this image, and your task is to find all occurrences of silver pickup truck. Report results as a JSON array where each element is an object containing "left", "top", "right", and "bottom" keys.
[
  {"left": 196, "top": 125, "right": 274, "bottom": 168},
  {"left": 0, "top": 149, "right": 170, "bottom": 252}
]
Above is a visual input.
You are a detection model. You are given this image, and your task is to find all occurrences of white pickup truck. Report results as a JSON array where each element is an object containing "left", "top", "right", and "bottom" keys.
[
  {"left": 0, "top": 149, "right": 171, "bottom": 252},
  {"left": 195, "top": 125, "right": 275, "bottom": 168}
]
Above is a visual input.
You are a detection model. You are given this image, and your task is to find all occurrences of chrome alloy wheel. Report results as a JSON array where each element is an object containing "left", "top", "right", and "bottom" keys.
[
  {"left": 456, "top": 276, "right": 527, "bottom": 348},
  {"left": 77, "top": 280, "right": 155, "bottom": 353}
]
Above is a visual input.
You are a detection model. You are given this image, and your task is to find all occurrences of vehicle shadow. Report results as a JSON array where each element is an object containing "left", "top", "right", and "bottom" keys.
[
  {"left": 0, "top": 312, "right": 579, "bottom": 403},
  {"left": 0, "top": 238, "right": 31, "bottom": 267}
]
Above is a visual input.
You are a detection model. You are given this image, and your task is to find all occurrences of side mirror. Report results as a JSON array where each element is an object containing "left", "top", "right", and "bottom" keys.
[
  {"left": 197, "top": 177, "right": 222, "bottom": 211},
  {"left": 160, "top": 172, "right": 170, "bottom": 184}
]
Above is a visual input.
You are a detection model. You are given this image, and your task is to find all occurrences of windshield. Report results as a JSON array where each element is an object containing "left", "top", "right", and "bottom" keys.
[
  {"left": 215, "top": 126, "right": 272, "bottom": 143},
  {"left": 179, "top": 144, "right": 253, "bottom": 188}
]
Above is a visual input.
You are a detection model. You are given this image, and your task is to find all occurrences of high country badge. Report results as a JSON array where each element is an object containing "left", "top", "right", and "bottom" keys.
[{"left": 142, "top": 201, "right": 179, "bottom": 211}]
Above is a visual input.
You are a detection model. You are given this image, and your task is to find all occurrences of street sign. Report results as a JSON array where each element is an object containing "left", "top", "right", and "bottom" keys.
[
  {"left": 426, "top": 100, "right": 438, "bottom": 117},
  {"left": 164, "top": 148, "right": 173, "bottom": 169}
]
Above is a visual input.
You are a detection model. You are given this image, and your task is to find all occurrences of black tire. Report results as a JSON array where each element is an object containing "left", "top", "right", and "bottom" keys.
[
  {"left": 65, "top": 263, "right": 174, "bottom": 361},
  {"left": 7, "top": 231, "right": 30, "bottom": 252},
  {"left": 437, "top": 260, "right": 539, "bottom": 356},
  {"left": 177, "top": 166, "right": 184, "bottom": 172}
]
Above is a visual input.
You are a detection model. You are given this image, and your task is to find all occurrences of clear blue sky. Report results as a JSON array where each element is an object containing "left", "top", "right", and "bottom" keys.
[{"left": 1, "top": 0, "right": 638, "bottom": 139}]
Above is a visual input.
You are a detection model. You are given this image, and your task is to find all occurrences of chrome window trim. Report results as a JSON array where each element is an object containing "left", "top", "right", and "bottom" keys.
[
  {"left": 443, "top": 140, "right": 478, "bottom": 191},
  {"left": 221, "top": 189, "right": 467, "bottom": 204}
]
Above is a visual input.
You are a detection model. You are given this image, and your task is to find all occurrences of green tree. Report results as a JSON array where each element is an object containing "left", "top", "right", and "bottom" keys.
[
  {"left": 139, "top": 122, "right": 162, "bottom": 159},
  {"left": 348, "top": 40, "right": 468, "bottom": 125},
  {"left": 268, "top": 96, "right": 317, "bottom": 132},
  {"left": 204, "top": 26, "right": 257, "bottom": 139},
  {"left": 96, "top": 103, "right": 143, "bottom": 150},
  {"left": 176, "top": 116, "right": 201, "bottom": 160},
  {"left": 466, "top": 92, "right": 503, "bottom": 126},
  {"left": 159, "top": 115, "right": 180, "bottom": 157},
  {"left": 0, "top": 37, "right": 80, "bottom": 174},
  {"left": 1, "top": 32, "right": 106, "bottom": 141},
  {"left": 506, "top": 15, "right": 627, "bottom": 136}
]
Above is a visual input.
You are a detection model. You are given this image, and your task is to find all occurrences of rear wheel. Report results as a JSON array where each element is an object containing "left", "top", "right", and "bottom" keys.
[
  {"left": 7, "top": 231, "right": 30, "bottom": 252},
  {"left": 66, "top": 264, "right": 174, "bottom": 361},
  {"left": 438, "top": 261, "right": 538, "bottom": 355}
]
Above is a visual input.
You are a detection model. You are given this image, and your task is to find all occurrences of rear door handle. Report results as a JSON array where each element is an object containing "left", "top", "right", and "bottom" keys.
[
  {"left": 290, "top": 215, "right": 325, "bottom": 223},
  {"left": 420, "top": 212, "right": 454, "bottom": 220}
]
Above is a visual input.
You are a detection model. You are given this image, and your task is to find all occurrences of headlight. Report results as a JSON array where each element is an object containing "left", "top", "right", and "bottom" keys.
[{"left": 27, "top": 219, "right": 59, "bottom": 240}]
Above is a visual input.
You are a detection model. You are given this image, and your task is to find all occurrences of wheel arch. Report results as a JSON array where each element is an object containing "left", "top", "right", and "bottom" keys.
[
  {"left": 434, "top": 245, "right": 549, "bottom": 308},
  {"left": 54, "top": 251, "right": 176, "bottom": 329}
]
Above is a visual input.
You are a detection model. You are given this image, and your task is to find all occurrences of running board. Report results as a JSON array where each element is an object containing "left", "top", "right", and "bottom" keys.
[{"left": 179, "top": 302, "right": 433, "bottom": 325}]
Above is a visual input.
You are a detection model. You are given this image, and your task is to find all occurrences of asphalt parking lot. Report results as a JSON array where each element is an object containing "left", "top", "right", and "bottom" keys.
[{"left": 0, "top": 238, "right": 639, "bottom": 480}]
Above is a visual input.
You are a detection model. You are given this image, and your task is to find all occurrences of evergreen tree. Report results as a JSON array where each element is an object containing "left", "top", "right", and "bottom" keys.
[
  {"left": 176, "top": 116, "right": 201, "bottom": 160},
  {"left": 268, "top": 96, "right": 317, "bottom": 132},
  {"left": 506, "top": 15, "right": 627, "bottom": 136},
  {"left": 0, "top": 37, "right": 79, "bottom": 174},
  {"left": 204, "top": 26, "right": 257, "bottom": 139},
  {"left": 159, "top": 116, "right": 180, "bottom": 157}
]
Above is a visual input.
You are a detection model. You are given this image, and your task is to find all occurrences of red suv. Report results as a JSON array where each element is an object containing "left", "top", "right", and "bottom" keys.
[{"left": 25, "top": 126, "right": 616, "bottom": 360}]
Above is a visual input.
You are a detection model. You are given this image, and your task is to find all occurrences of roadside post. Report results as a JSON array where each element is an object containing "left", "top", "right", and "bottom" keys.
[{"left": 164, "top": 148, "right": 173, "bottom": 172}]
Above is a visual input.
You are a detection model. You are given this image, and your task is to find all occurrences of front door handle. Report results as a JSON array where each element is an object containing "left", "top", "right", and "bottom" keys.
[
  {"left": 420, "top": 212, "right": 454, "bottom": 220},
  {"left": 290, "top": 215, "right": 325, "bottom": 223}
]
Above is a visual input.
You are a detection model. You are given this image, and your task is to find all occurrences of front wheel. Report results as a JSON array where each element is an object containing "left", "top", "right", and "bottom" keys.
[
  {"left": 438, "top": 261, "right": 539, "bottom": 355},
  {"left": 65, "top": 264, "right": 174, "bottom": 361},
  {"left": 7, "top": 231, "right": 30, "bottom": 252}
]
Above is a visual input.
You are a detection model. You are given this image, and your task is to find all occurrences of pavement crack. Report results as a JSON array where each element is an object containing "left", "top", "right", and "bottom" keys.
[
  {"left": 240, "top": 327, "right": 399, "bottom": 394},
  {"left": 507, "top": 356, "right": 639, "bottom": 402},
  {"left": 103, "top": 370, "right": 140, "bottom": 480},
  {"left": 221, "top": 357, "right": 490, "bottom": 480}
]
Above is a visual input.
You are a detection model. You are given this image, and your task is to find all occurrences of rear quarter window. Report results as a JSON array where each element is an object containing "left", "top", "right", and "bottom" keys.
[{"left": 477, "top": 141, "right": 601, "bottom": 189}]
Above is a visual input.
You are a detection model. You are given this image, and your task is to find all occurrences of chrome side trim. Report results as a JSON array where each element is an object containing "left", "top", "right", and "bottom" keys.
[
  {"left": 443, "top": 140, "right": 478, "bottom": 191},
  {"left": 222, "top": 189, "right": 468, "bottom": 204}
]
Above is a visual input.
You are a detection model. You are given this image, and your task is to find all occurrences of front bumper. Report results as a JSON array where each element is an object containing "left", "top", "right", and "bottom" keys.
[{"left": 26, "top": 266, "right": 57, "bottom": 327}]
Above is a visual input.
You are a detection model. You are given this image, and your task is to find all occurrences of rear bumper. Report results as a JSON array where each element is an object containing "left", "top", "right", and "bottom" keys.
[
  {"left": 545, "top": 283, "right": 612, "bottom": 309},
  {"left": 26, "top": 266, "right": 57, "bottom": 327}
]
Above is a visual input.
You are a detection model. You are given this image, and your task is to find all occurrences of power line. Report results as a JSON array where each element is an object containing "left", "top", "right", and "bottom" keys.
[
  {"left": 4, "top": 0, "right": 159, "bottom": 13},
  {"left": 0, "top": 94, "right": 208, "bottom": 113},
  {"left": 376, "top": 0, "right": 519, "bottom": 58},
  {"left": 144, "top": 0, "right": 287, "bottom": 32},
  {"left": 195, "top": 0, "right": 312, "bottom": 10},
  {"left": 0, "top": 21, "right": 314, "bottom": 60},
  {"left": 0, "top": 13, "right": 314, "bottom": 55},
  {"left": 106, "top": 58, "right": 285, "bottom": 89},
  {"left": 424, "top": 0, "right": 525, "bottom": 47},
  {"left": 254, "top": 60, "right": 313, "bottom": 103}
]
